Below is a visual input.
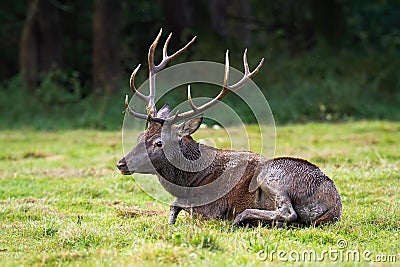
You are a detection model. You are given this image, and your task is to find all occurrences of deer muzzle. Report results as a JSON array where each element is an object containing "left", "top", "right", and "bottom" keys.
[{"left": 117, "top": 158, "right": 132, "bottom": 175}]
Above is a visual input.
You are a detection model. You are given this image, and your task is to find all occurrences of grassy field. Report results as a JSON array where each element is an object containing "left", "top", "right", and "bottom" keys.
[{"left": 0, "top": 121, "right": 399, "bottom": 266}]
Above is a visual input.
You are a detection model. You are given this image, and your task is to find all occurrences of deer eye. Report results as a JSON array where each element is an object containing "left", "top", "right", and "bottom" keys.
[{"left": 155, "top": 140, "right": 163, "bottom": 148}]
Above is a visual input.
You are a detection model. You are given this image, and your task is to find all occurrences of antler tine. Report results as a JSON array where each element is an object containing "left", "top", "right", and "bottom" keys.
[
  {"left": 187, "top": 85, "right": 199, "bottom": 112},
  {"left": 156, "top": 34, "right": 197, "bottom": 71},
  {"left": 147, "top": 28, "right": 163, "bottom": 116},
  {"left": 125, "top": 95, "right": 148, "bottom": 120},
  {"left": 149, "top": 28, "right": 197, "bottom": 84},
  {"left": 229, "top": 49, "right": 264, "bottom": 91},
  {"left": 129, "top": 64, "right": 149, "bottom": 102},
  {"left": 148, "top": 28, "right": 163, "bottom": 74},
  {"left": 243, "top": 49, "right": 250, "bottom": 74},
  {"left": 168, "top": 49, "right": 264, "bottom": 124},
  {"left": 126, "top": 65, "right": 151, "bottom": 120},
  {"left": 162, "top": 33, "right": 173, "bottom": 60},
  {"left": 223, "top": 50, "right": 229, "bottom": 89}
]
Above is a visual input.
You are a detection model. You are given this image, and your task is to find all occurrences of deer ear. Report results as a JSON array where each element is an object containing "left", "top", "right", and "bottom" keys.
[
  {"left": 156, "top": 103, "right": 171, "bottom": 120},
  {"left": 177, "top": 116, "right": 203, "bottom": 136}
]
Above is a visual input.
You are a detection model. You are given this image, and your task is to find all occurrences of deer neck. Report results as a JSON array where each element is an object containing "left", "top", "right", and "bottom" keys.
[{"left": 156, "top": 136, "right": 223, "bottom": 187}]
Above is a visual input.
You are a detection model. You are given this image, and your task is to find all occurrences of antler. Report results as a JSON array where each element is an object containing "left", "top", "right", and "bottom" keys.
[
  {"left": 125, "top": 28, "right": 196, "bottom": 120},
  {"left": 167, "top": 49, "right": 264, "bottom": 123},
  {"left": 125, "top": 29, "right": 263, "bottom": 124}
]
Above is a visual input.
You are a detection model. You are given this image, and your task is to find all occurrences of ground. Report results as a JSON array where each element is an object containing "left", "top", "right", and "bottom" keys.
[{"left": 0, "top": 121, "right": 399, "bottom": 266}]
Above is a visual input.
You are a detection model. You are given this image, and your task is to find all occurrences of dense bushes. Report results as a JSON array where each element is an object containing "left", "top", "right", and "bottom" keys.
[{"left": 1, "top": 45, "right": 399, "bottom": 130}]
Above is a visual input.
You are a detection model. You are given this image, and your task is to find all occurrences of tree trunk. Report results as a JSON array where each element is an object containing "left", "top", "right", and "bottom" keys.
[
  {"left": 92, "top": 0, "right": 121, "bottom": 95},
  {"left": 19, "top": 0, "right": 63, "bottom": 90}
]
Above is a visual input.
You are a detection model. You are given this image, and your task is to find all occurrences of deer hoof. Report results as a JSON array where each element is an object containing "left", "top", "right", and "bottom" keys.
[
  {"left": 233, "top": 213, "right": 247, "bottom": 226},
  {"left": 168, "top": 217, "right": 177, "bottom": 225}
]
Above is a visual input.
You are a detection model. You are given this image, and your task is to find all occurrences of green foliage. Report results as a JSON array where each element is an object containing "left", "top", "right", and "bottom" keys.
[
  {"left": 0, "top": 74, "right": 128, "bottom": 130},
  {"left": 36, "top": 68, "right": 82, "bottom": 105},
  {"left": 256, "top": 47, "right": 400, "bottom": 124},
  {"left": 0, "top": 122, "right": 399, "bottom": 266},
  {"left": 342, "top": 0, "right": 400, "bottom": 50},
  {"left": 2, "top": 49, "right": 399, "bottom": 130}
]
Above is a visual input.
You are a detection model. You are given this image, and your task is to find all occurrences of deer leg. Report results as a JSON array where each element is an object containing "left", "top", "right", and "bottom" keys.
[
  {"left": 168, "top": 205, "right": 182, "bottom": 225},
  {"left": 233, "top": 196, "right": 297, "bottom": 226}
]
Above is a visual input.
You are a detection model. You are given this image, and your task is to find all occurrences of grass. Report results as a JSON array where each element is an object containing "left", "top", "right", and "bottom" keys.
[{"left": 0, "top": 121, "right": 399, "bottom": 266}]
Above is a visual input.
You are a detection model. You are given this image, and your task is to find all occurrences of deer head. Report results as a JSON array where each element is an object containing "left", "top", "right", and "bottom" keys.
[
  {"left": 117, "top": 29, "right": 263, "bottom": 177},
  {"left": 117, "top": 103, "right": 203, "bottom": 175}
]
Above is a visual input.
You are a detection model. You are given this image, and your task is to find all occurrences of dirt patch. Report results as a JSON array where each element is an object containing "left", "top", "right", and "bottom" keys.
[
  {"left": 35, "top": 168, "right": 114, "bottom": 178},
  {"left": 16, "top": 197, "right": 38, "bottom": 204},
  {"left": 116, "top": 207, "right": 163, "bottom": 218},
  {"left": 22, "top": 152, "right": 65, "bottom": 161}
]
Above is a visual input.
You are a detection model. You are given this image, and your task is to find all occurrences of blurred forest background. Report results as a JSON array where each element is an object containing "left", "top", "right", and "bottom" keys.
[{"left": 0, "top": 0, "right": 399, "bottom": 129}]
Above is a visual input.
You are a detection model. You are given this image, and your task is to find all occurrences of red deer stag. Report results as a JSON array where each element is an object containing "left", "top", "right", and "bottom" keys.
[{"left": 117, "top": 29, "right": 342, "bottom": 227}]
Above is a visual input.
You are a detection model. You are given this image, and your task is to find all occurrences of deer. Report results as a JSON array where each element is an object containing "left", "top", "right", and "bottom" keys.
[{"left": 117, "top": 29, "right": 342, "bottom": 227}]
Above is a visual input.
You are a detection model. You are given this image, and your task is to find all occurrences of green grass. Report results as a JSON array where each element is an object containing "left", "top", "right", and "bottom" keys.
[{"left": 0, "top": 121, "right": 399, "bottom": 266}]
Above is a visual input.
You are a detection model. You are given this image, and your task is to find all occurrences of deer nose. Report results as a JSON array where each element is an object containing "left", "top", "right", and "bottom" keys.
[{"left": 117, "top": 158, "right": 127, "bottom": 170}]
